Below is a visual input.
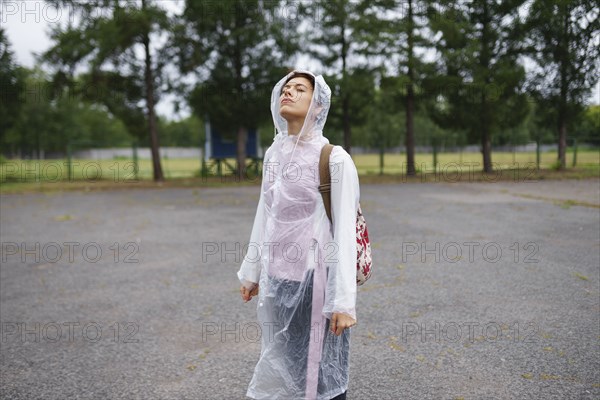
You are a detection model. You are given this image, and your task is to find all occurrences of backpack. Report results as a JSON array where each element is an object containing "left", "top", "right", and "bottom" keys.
[{"left": 318, "top": 144, "right": 372, "bottom": 286}]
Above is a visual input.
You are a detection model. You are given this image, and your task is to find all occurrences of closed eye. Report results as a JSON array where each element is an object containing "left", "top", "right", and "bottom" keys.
[{"left": 281, "top": 83, "right": 310, "bottom": 95}]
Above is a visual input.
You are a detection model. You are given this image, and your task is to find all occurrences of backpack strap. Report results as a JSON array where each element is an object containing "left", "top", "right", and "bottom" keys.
[{"left": 318, "top": 144, "right": 335, "bottom": 224}]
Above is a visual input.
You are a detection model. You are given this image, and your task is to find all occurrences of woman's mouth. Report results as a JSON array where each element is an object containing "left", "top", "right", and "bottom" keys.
[{"left": 281, "top": 98, "right": 293, "bottom": 105}]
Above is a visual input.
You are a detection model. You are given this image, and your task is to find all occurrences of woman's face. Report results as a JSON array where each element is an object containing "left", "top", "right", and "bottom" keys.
[{"left": 279, "top": 77, "right": 314, "bottom": 122}]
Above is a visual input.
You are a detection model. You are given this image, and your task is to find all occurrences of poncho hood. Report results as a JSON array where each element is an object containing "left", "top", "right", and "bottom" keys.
[{"left": 270, "top": 70, "right": 332, "bottom": 162}]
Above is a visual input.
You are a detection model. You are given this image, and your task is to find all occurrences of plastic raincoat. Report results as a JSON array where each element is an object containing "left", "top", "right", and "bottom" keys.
[{"left": 237, "top": 70, "right": 360, "bottom": 400}]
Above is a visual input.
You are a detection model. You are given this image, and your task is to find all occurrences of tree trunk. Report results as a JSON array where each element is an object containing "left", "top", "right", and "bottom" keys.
[
  {"left": 481, "top": 127, "right": 492, "bottom": 173},
  {"left": 536, "top": 136, "right": 541, "bottom": 170},
  {"left": 341, "top": 11, "right": 351, "bottom": 155},
  {"left": 234, "top": 13, "right": 246, "bottom": 178},
  {"left": 142, "top": 0, "right": 164, "bottom": 182},
  {"left": 405, "top": 0, "right": 416, "bottom": 176},
  {"left": 342, "top": 95, "right": 351, "bottom": 154},
  {"left": 406, "top": 86, "right": 415, "bottom": 175},
  {"left": 480, "top": 0, "right": 493, "bottom": 174},
  {"left": 557, "top": 2, "right": 569, "bottom": 170},
  {"left": 558, "top": 118, "right": 567, "bottom": 169}
]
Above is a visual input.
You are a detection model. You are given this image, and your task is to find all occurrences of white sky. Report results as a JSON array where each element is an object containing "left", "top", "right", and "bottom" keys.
[{"left": 2, "top": 0, "right": 598, "bottom": 121}]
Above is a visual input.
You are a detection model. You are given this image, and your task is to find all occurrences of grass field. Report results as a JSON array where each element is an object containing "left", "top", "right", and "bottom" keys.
[
  {"left": 354, "top": 150, "right": 599, "bottom": 175},
  {"left": 1, "top": 150, "right": 598, "bottom": 193}
]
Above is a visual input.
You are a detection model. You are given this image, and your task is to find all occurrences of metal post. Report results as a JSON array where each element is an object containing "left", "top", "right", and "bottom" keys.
[
  {"left": 132, "top": 139, "right": 139, "bottom": 180},
  {"left": 536, "top": 138, "right": 541, "bottom": 170},
  {"left": 66, "top": 142, "right": 72, "bottom": 181}
]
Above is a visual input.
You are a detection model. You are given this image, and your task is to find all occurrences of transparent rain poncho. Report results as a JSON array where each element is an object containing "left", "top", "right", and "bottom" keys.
[{"left": 237, "top": 70, "right": 360, "bottom": 400}]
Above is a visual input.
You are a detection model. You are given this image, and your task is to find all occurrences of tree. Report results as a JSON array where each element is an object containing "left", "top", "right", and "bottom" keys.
[
  {"left": 524, "top": 0, "right": 599, "bottom": 169},
  {"left": 302, "top": 0, "right": 366, "bottom": 154},
  {"left": 427, "top": 0, "right": 530, "bottom": 173},
  {"left": 576, "top": 105, "right": 600, "bottom": 146},
  {"left": 175, "top": 0, "right": 298, "bottom": 178},
  {"left": 43, "top": 0, "right": 171, "bottom": 181},
  {"left": 324, "top": 67, "right": 376, "bottom": 148},
  {"left": 355, "top": 0, "right": 436, "bottom": 174},
  {"left": 525, "top": 98, "right": 558, "bottom": 169},
  {"left": 0, "top": 27, "right": 25, "bottom": 151},
  {"left": 159, "top": 116, "right": 204, "bottom": 147},
  {"left": 359, "top": 77, "right": 404, "bottom": 175},
  {"left": 2, "top": 67, "right": 130, "bottom": 158}
]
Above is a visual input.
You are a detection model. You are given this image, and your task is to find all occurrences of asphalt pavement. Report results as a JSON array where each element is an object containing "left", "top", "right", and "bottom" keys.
[{"left": 1, "top": 179, "right": 598, "bottom": 399}]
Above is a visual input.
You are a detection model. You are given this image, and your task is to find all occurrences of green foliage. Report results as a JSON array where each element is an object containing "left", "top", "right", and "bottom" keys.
[
  {"left": 301, "top": 0, "right": 377, "bottom": 151},
  {"left": 524, "top": 98, "right": 556, "bottom": 145},
  {"left": 549, "top": 160, "right": 563, "bottom": 171},
  {"left": 176, "top": 0, "right": 297, "bottom": 139},
  {"left": 4, "top": 0, "right": 597, "bottom": 170},
  {"left": 575, "top": 105, "right": 600, "bottom": 145},
  {"left": 44, "top": 0, "right": 171, "bottom": 118},
  {"left": 427, "top": 0, "right": 530, "bottom": 137},
  {"left": 326, "top": 68, "right": 377, "bottom": 145},
  {"left": 2, "top": 67, "right": 131, "bottom": 157},
  {"left": 353, "top": 84, "right": 404, "bottom": 150},
  {"left": 0, "top": 27, "right": 25, "bottom": 145},
  {"left": 158, "top": 116, "right": 204, "bottom": 147},
  {"left": 425, "top": 0, "right": 531, "bottom": 171},
  {"left": 524, "top": 0, "right": 599, "bottom": 166}
]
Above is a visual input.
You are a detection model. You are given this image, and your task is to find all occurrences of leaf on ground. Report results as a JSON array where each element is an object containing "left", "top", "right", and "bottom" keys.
[
  {"left": 540, "top": 373, "right": 560, "bottom": 380},
  {"left": 573, "top": 272, "right": 589, "bottom": 281},
  {"left": 389, "top": 342, "right": 405, "bottom": 351}
]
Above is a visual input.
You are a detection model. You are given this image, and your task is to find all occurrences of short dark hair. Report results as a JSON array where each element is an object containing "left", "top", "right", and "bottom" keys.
[{"left": 283, "top": 72, "right": 315, "bottom": 91}]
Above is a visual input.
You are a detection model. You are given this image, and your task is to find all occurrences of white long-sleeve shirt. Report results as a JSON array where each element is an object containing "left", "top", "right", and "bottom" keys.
[{"left": 237, "top": 143, "right": 359, "bottom": 321}]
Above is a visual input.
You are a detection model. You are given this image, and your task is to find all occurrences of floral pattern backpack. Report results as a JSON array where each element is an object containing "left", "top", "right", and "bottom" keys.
[{"left": 318, "top": 144, "right": 373, "bottom": 286}]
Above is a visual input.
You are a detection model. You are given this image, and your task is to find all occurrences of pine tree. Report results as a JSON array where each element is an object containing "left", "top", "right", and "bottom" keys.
[
  {"left": 43, "top": 0, "right": 171, "bottom": 181},
  {"left": 427, "top": 0, "right": 529, "bottom": 173},
  {"left": 174, "top": 0, "right": 298, "bottom": 178},
  {"left": 302, "top": 0, "right": 368, "bottom": 155},
  {"left": 524, "top": 0, "right": 599, "bottom": 169},
  {"left": 0, "top": 27, "right": 25, "bottom": 152},
  {"left": 355, "top": 0, "right": 436, "bottom": 174}
]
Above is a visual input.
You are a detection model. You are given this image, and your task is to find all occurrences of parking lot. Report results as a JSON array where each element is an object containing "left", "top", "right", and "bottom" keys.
[{"left": 1, "top": 179, "right": 599, "bottom": 399}]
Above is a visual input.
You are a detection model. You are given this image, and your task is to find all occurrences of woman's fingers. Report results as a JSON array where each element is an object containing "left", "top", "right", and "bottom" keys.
[
  {"left": 330, "top": 313, "right": 356, "bottom": 336},
  {"left": 240, "top": 284, "right": 259, "bottom": 302},
  {"left": 241, "top": 286, "right": 252, "bottom": 302}
]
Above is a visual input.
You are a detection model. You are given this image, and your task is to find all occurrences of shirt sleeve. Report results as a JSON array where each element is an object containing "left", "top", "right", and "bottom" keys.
[
  {"left": 236, "top": 188, "right": 264, "bottom": 290},
  {"left": 236, "top": 146, "right": 272, "bottom": 290},
  {"left": 322, "top": 145, "right": 360, "bottom": 321}
]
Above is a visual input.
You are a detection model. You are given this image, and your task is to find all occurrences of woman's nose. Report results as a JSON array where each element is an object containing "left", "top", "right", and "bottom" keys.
[{"left": 282, "top": 87, "right": 295, "bottom": 97}]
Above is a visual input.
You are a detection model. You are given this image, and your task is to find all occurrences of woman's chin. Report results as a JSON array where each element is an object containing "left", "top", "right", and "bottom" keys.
[{"left": 279, "top": 109, "right": 295, "bottom": 120}]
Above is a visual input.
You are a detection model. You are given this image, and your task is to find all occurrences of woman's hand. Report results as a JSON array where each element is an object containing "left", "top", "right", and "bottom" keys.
[
  {"left": 330, "top": 313, "right": 356, "bottom": 336},
  {"left": 240, "top": 284, "right": 259, "bottom": 302}
]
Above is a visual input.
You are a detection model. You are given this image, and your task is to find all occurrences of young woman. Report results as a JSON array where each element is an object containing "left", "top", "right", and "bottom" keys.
[{"left": 238, "top": 70, "right": 360, "bottom": 400}]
